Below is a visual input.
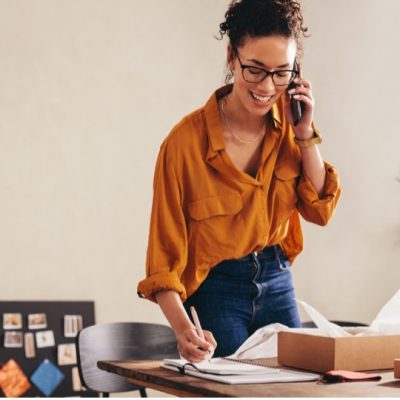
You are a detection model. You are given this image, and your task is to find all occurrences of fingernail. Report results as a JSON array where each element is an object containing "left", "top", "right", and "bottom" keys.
[
  {"left": 288, "top": 89, "right": 295, "bottom": 94},
  {"left": 294, "top": 94, "right": 301, "bottom": 99}
]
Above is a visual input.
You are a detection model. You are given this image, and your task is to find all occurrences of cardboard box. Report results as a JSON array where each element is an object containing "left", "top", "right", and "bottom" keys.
[
  {"left": 395, "top": 359, "right": 400, "bottom": 379},
  {"left": 278, "top": 331, "right": 400, "bottom": 373}
]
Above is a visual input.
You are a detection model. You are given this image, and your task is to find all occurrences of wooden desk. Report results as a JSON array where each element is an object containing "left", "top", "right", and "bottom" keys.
[{"left": 97, "top": 359, "right": 400, "bottom": 397}]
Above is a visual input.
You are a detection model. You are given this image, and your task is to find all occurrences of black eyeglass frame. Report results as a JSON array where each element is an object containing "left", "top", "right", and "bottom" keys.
[{"left": 236, "top": 53, "right": 299, "bottom": 86}]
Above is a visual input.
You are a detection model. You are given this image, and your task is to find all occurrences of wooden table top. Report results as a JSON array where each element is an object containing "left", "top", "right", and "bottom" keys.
[{"left": 97, "top": 358, "right": 400, "bottom": 397}]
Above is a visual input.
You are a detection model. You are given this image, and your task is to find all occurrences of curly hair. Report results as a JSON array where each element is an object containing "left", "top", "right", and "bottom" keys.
[{"left": 219, "top": 0, "right": 309, "bottom": 57}]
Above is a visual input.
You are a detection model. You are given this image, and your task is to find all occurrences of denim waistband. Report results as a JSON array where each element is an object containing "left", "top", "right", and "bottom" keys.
[
  {"left": 215, "top": 244, "right": 289, "bottom": 270},
  {"left": 230, "top": 245, "right": 285, "bottom": 262},
  {"left": 257, "top": 245, "right": 283, "bottom": 260},
  {"left": 210, "top": 245, "right": 290, "bottom": 281}
]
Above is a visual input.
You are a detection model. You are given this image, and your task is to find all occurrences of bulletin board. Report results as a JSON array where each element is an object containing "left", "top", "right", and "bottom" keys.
[{"left": 0, "top": 301, "right": 98, "bottom": 397}]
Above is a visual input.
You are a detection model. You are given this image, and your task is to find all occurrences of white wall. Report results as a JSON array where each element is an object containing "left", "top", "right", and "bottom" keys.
[
  {"left": 294, "top": 0, "right": 400, "bottom": 323},
  {"left": 0, "top": 0, "right": 399, "bottom": 328}
]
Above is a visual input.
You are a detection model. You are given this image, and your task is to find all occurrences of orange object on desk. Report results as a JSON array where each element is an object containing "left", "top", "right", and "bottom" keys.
[
  {"left": 395, "top": 359, "right": 400, "bottom": 379},
  {"left": 0, "top": 359, "right": 31, "bottom": 397},
  {"left": 320, "top": 370, "right": 382, "bottom": 383}
]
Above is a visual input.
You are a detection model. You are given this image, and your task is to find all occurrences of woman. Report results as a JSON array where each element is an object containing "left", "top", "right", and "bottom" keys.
[{"left": 138, "top": 0, "right": 341, "bottom": 362}]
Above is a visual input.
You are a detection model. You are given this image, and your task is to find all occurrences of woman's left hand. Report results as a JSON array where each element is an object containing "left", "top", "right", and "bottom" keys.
[{"left": 283, "top": 64, "right": 315, "bottom": 139}]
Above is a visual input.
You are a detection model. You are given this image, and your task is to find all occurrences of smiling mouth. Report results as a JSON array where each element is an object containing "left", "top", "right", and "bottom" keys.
[{"left": 250, "top": 91, "right": 273, "bottom": 104}]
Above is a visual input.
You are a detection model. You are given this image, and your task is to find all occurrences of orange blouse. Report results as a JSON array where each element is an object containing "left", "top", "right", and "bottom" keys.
[{"left": 137, "top": 85, "right": 341, "bottom": 303}]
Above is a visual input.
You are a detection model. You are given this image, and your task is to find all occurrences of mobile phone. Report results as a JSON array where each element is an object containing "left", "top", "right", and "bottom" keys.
[{"left": 288, "top": 60, "right": 303, "bottom": 126}]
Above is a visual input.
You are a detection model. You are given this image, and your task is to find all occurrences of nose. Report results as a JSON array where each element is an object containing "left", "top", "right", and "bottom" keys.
[{"left": 256, "top": 74, "right": 275, "bottom": 93}]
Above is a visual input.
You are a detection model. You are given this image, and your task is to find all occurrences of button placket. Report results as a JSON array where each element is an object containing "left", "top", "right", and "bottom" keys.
[
  {"left": 250, "top": 252, "right": 260, "bottom": 295},
  {"left": 258, "top": 186, "right": 268, "bottom": 244}
]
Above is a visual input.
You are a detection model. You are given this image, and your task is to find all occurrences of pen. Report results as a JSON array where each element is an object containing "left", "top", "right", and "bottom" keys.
[
  {"left": 190, "top": 306, "right": 205, "bottom": 340},
  {"left": 190, "top": 307, "right": 213, "bottom": 361}
]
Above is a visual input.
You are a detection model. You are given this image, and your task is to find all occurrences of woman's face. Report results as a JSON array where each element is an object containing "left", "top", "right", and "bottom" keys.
[{"left": 229, "top": 35, "right": 297, "bottom": 117}]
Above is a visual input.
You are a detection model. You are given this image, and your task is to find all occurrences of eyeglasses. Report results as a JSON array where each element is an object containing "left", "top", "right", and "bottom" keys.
[{"left": 236, "top": 53, "right": 298, "bottom": 86}]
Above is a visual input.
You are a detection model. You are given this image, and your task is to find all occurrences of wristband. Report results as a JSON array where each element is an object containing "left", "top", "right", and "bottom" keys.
[{"left": 294, "top": 130, "right": 322, "bottom": 148}]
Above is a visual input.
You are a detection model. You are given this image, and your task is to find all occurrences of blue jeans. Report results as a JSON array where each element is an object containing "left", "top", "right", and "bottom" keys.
[{"left": 184, "top": 245, "right": 301, "bottom": 357}]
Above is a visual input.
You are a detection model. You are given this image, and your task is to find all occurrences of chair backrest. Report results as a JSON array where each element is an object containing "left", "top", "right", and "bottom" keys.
[{"left": 76, "top": 322, "right": 179, "bottom": 394}]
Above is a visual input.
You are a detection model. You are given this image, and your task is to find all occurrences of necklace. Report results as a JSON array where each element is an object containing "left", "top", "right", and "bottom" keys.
[{"left": 220, "top": 98, "right": 266, "bottom": 145}]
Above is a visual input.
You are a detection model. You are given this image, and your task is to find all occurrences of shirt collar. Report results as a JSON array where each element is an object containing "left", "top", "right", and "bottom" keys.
[
  {"left": 204, "top": 86, "right": 229, "bottom": 156},
  {"left": 270, "top": 100, "right": 282, "bottom": 130},
  {"left": 204, "top": 84, "right": 283, "bottom": 159}
]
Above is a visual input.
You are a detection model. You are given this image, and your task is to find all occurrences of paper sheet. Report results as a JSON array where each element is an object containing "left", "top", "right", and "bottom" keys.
[
  {"left": 370, "top": 288, "right": 400, "bottom": 333},
  {"left": 0, "top": 359, "right": 31, "bottom": 397},
  {"left": 295, "top": 299, "right": 351, "bottom": 337},
  {"left": 231, "top": 323, "right": 291, "bottom": 359},
  {"left": 30, "top": 359, "right": 64, "bottom": 397}
]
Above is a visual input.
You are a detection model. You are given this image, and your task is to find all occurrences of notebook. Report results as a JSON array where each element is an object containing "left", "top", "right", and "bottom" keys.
[{"left": 161, "top": 357, "right": 320, "bottom": 384}]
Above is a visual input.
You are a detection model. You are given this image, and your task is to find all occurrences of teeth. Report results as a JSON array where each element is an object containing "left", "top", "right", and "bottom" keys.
[{"left": 251, "top": 92, "right": 272, "bottom": 103}]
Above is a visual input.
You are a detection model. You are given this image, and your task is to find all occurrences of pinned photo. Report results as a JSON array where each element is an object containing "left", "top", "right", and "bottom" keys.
[
  {"left": 64, "top": 315, "right": 83, "bottom": 338},
  {"left": 3, "top": 313, "right": 23, "bottom": 330},
  {"left": 28, "top": 313, "right": 47, "bottom": 330},
  {"left": 35, "top": 330, "right": 55, "bottom": 348},
  {"left": 71, "top": 366, "right": 85, "bottom": 391},
  {"left": 4, "top": 331, "right": 23, "bottom": 348},
  {"left": 57, "top": 343, "right": 77, "bottom": 366},
  {"left": 24, "top": 332, "right": 36, "bottom": 358}
]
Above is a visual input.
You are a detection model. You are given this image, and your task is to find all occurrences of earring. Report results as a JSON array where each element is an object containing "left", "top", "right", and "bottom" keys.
[
  {"left": 225, "top": 67, "right": 235, "bottom": 85},
  {"left": 228, "top": 68, "right": 235, "bottom": 83}
]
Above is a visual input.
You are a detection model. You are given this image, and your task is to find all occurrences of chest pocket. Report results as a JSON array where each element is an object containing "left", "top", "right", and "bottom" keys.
[
  {"left": 273, "top": 159, "right": 301, "bottom": 224},
  {"left": 188, "top": 193, "right": 244, "bottom": 262},
  {"left": 189, "top": 193, "right": 242, "bottom": 221}
]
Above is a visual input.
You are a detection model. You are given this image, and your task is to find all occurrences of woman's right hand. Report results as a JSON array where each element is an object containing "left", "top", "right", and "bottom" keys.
[
  {"left": 154, "top": 290, "right": 217, "bottom": 363},
  {"left": 176, "top": 328, "right": 217, "bottom": 363}
]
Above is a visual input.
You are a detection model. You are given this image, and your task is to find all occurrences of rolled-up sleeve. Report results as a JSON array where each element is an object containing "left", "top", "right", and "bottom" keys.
[
  {"left": 137, "top": 141, "right": 188, "bottom": 302},
  {"left": 296, "top": 161, "right": 341, "bottom": 226}
]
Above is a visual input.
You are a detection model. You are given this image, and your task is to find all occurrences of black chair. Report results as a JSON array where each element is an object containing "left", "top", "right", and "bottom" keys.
[
  {"left": 76, "top": 322, "right": 179, "bottom": 397},
  {"left": 302, "top": 320, "right": 368, "bottom": 328}
]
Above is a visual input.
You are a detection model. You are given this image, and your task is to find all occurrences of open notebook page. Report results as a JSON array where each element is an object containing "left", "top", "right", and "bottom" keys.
[{"left": 162, "top": 357, "right": 279, "bottom": 376}]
